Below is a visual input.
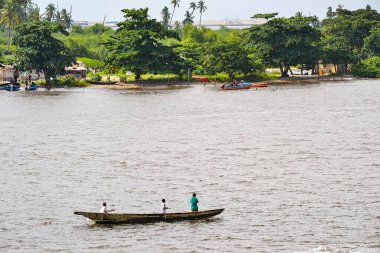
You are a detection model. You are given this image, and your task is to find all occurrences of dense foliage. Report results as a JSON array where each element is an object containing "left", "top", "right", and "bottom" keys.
[
  {"left": 14, "top": 21, "right": 74, "bottom": 89},
  {"left": 1, "top": 1, "right": 380, "bottom": 80},
  {"left": 103, "top": 8, "right": 184, "bottom": 81}
]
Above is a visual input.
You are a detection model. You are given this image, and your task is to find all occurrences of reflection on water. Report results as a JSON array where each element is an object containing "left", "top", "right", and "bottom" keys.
[{"left": 0, "top": 80, "right": 379, "bottom": 252}]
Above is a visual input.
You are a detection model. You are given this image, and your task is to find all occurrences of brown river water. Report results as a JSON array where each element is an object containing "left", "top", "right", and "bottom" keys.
[{"left": 0, "top": 80, "right": 379, "bottom": 252}]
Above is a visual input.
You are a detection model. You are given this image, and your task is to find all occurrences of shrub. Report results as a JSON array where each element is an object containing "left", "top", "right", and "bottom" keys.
[{"left": 352, "top": 56, "right": 380, "bottom": 78}]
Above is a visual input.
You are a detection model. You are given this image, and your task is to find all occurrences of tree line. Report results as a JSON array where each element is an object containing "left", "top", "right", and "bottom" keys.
[{"left": 1, "top": 1, "right": 380, "bottom": 89}]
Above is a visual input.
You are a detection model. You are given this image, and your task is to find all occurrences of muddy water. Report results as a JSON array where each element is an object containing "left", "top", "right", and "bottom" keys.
[{"left": 0, "top": 80, "right": 379, "bottom": 252}]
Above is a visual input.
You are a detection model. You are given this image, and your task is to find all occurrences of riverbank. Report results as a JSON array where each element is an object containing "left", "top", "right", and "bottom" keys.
[{"left": 86, "top": 76, "right": 356, "bottom": 90}]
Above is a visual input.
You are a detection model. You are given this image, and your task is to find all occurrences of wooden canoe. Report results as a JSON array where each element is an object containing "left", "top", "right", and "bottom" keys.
[
  {"left": 86, "top": 80, "right": 118, "bottom": 85},
  {"left": 251, "top": 82, "right": 268, "bottom": 88},
  {"left": 74, "top": 208, "right": 224, "bottom": 224}
]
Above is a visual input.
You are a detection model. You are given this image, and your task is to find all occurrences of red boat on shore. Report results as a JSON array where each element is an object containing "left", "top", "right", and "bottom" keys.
[
  {"left": 192, "top": 76, "right": 209, "bottom": 83},
  {"left": 251, "top": 82, "right": 269, "bottom": 88}
]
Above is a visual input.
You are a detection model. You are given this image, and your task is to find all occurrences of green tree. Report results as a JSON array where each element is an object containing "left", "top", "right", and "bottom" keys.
[
  {"left": 44, "top": 3, "right": 55, "bottom": 22},
  {"left": 200, "top": 41, "right": 255, "bottom": 79},
  {"left": 326, "top": 6, "right": 334, "bottom": 18},
  {"left": 183, "top": 11, "right": 194, "bottom": 25},
  {"left": 27, "top": 3, "right": 41, "bottom": 21},
  {"left": 321, "top": 35, "right": 357, "bottom": 72},
  {"left": 352, "top": 56, "right": 380, "bottom": 77},
  {"left": 189, "top": 2, "right": 197, "bottom": 15},
  {"left": 321, "top": 6, "right": 380, "bottom": 73},
  {"left": 197, "top": 0, "right": 207, "bottom": 27},
  {"left": 161, "top": 6, "right": 170, "bottom": 29},
  {"left": 0, "top": 0, "right": 21, "bottom": 51},
  {"left": 170, "top": 0, "right": 180, "bottom": 26},
  {"left": 60, "top": 8, "right": 71, "bottom": 30},
  {"left": 77, "top": 57, "right": 105, "bottom": 71},
  {"left": 14, "top": 21, "right": 74, "bottom": 89},
  {"left": 364, "top": 28, "right": 380, "bottom": 56},
  {"left": 103, "top": 8, "right": 183, "bottom": 80},
  {"left": 85, "top": 23, "right": 111, "bottom": 34},
  {"left": 247, "top": 16, "right": 321, "bottom": 77}
]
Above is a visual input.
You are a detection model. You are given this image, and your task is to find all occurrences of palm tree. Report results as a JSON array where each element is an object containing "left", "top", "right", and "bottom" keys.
[
  {"left": 169, "top": 0, "right": 180, "bottom": 26},
  {"left": 295, "top": 12, "right": 303, "bottom": 17},
  {"left": 16, "top": 0, "right": 31, "bottom": 21},
  {"left": 27, "top": 4, "right": 40, "bottom": 21},
  {"left": 183, "top": 11, "right": 194, "bottom": 25},
  {"left": 189, "top": 2, "right": 197, "bottom": 15},
  {"left": 161, "top": 6, "right": 170, "bottom": 29},
  {"left": 60, "top": 8, "right": 71, "bottom": 29},
  {"left": 0, "top": 0, "right": 21, "bottom": 51},
  {"left": 45, "top": 3, "right": 55, "bottom": 22},
  {"left": 197, "top": 0, "right": 207, "bottom": 27}
]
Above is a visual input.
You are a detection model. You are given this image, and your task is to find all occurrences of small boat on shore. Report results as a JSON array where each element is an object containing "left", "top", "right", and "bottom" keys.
[
  {"left": 251, "top": 82, "right": 268, "bottom": 88},
  {"left": 0, "top": 82, "right": 21, "bottom": 91},
  {"left": 26, "top": 82, "right": 38, "bottom": 91},
  {"left": 192, "top": 76, "right": 209, "bottom": 83},
  {"left": 86, "top": 80, "right": 118, "bottom": 85},
  {"left": 74, "top": 208, "right": 224, "bottom": 224},
  {"left": 221, "top": 82, "right": 252, "bottom": 90}
]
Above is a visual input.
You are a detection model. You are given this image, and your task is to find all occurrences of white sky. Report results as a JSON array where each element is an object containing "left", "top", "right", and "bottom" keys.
[{"left": 32, "top": 0, "right": 380, "bottom": 22}]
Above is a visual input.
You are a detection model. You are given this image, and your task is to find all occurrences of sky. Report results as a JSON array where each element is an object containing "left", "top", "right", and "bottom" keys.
[{"left": 32, "top": 0, "right": 380, "bottom": 22}]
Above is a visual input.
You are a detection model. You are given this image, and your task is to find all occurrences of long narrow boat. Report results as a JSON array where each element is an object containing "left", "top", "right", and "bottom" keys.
[
  {"left": 251, "top": 82, "right": 268, "bottom": 88},
  {"left": 0, "top": 82, "right": 21, "bottom": 91},
  {"left": 74, "top": 208, "right": 224, "bottom": 224},
  {"left": 86, "top": 80, "right": 118, "bottom": 85},
  {"left": 221, "top": 82, "right": 252, "bottom": 90}
]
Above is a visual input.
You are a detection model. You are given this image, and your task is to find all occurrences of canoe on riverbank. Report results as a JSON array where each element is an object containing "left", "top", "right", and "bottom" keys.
[
  {"left": 251, "top": 82, "right": 268, "bottom": 87},
  {"left": 86, "top": 80, "right": 118, "bottom": 85},
  {"left": 221, "top": 82, "right": 252, "bottom": 90},
  {"left": 74, "top": 208, "right": 224, "bottom": 224},
  {"left": 0, "top": 82, "right": 21, "bottom": 91}
]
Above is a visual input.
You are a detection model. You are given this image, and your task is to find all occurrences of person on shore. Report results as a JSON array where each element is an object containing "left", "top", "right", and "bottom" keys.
[
  {"left": 190, "top": 193, "right": 199, "bottom": 212},
  {"left": 161, "top": 199, "right": 169, "bottom": 214},
  {"left": 99, "top": 202, "right": 114, "bottom": 214}
]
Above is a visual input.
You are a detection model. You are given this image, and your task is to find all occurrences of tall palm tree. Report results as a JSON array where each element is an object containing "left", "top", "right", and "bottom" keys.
[
  {"left": 45, "top": 3, "right": 55, "bottom": 22},
  {"left": 27, "top": 4, "right": 40, "bottom": 21},
  {"left": 189, "top": 2, "right": 197, "bottom": 15},
  {"left": 161, "top": 6, "right": 171, "bottom": 29},
  {"left": 197, "top": 0, "right": 207, "bottom": 27},
  {"left": 0, "top": 0, "right": 21, "bottom": 51},
  {"left": 183, "top": 11, "right": 194, "bottom": 25},
  {"left": 169, "top": 0, "right": 180, "bottom": 26},
  {"left": 16, "top": 0, "right": 30, "bottom": 21},
  {"left": 60, "top": 8, "right": 71, "bottom": 29}
]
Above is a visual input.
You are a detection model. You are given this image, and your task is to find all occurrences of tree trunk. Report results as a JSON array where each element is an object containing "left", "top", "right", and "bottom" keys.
[
  {"left": 135, "top": 71, "right": 141, "bottom": 81},
  {"left": 44, "top": 71, "right": 52, "bottom": 90},
  {"left": 170, "top": 8, "right": 175, "bottom": 26},
  {"left": 279, "top": 63, "right": 289, "bottom": 77},
  {"left": 199, "top": 14, "right": 202, "bottom": 27},
  {"left": 229, "top": 72, "right": 235, "bottom": 82},
  {"left": 7, "top": 18, "right": 12, "bottom": 52}
]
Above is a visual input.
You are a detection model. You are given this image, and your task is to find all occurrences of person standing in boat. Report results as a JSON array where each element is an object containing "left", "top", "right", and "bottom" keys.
[
  {"left": 190, "top": 193, "right": 199, "bottom": 212},
  {"left": 100, "top": 202, "right": 114, "bottom": 213},
  {"left": 161, "top": 199, "right": 169, "bottom": 214}
]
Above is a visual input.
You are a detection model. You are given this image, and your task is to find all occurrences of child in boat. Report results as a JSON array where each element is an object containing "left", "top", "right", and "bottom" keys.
[
  {"left": 161, "top": 199, "right": 169, "bottom": 214},
  {"left": 99, "top": 202, "right": 115, "bottom": 213}
]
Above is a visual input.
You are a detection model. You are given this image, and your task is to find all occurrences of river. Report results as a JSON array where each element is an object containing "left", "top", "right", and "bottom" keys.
[{"left": 0, "top": 80, "right": 379, "bottom": 252}]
